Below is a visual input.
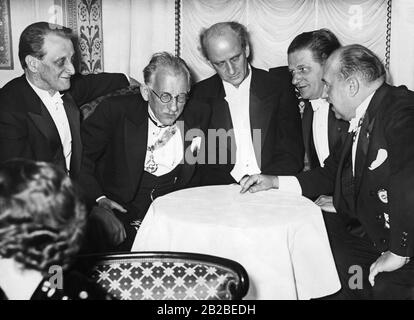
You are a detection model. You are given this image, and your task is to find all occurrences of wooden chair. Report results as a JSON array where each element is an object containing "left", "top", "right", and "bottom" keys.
[{"left": 74, "top": 251, "right": 249, "bottom": 300}]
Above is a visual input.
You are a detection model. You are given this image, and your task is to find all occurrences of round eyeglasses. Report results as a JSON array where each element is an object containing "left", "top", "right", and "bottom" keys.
[{"left": 149, "top": 88, "right": 188, "bottom": 104}]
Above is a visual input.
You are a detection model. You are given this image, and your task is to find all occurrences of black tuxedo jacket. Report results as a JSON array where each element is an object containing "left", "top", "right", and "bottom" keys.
[
  {"left": 0, "top": 73, "right": 128, "bottom": 178},
  {"left": 297, "top": 83, "right": 414, "bottom": 257},
  {"left": 301, "top": 99, "right": 349, "bottom": 169},
  {"left": 78, "top": 93, "right": 207, "bottom": 206},
  {"left": 190, "top": 66, "right": 304, "bottom": 185}
]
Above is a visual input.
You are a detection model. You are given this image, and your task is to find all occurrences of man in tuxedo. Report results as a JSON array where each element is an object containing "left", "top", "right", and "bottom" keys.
[
  {"left": 241, "top": 44, "right": 414, "bottom": 299},
  {"left": 190, "top": 22, "right": 304, "bottom": 186},
  {"left": 271, "top": 29, "right": 349, "bottom": 208},
  {"left": 79, "top": 52, "right": 207, "bottom": 252},
  {"left": 0, "top": 22, "right": 129, "bottom": 179},
  {"left": 287, "top": 29, "right": 348, "bottom": 170}
]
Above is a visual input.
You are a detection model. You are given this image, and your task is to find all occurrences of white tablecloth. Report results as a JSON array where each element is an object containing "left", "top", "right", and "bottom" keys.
[{"left": 132, "top": 185, "right": 341, "bottom": 299}]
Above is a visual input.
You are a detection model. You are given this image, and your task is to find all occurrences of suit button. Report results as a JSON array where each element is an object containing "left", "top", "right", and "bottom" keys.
[
  {"left": 380, "top": 238, "right": 387, "bottom": 244},
  {"left": 376, "top": 214, "right": 382, "bottom": 220},
  {"left": 401, "top": 243, "right": 408, "bottom": 248}
]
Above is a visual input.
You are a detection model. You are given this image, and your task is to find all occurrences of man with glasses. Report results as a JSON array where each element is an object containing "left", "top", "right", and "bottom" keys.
[{"left": 79, "top": 52, "right": 207, "bottom": 252}]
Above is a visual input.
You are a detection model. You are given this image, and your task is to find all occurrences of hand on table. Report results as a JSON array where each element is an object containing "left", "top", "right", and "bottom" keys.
[
  {"left": 314, "top": 195, "right": 337, "bottom": 213},
  {"left": 369, "top": 251, "right": 410, "bottom": 286},
  {"left": 240, "top": 174, "right": 278, "bottom": 194}
]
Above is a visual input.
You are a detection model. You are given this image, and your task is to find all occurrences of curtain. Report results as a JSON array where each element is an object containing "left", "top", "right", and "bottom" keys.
[
  {"left": 181, "top": 0, "right": 389, "bottom": 83},
  {"left": 389, "top": 0, "right": 414, "bottom": 90},
  {"left": 101, "top": 0, "right": 176, "bottom": 83}
]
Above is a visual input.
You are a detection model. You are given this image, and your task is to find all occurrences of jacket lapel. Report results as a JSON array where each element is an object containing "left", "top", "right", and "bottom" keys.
[
  {"left": 327, "top": 107, "right": 338, "bottom": 151},
  {"left": 124, "top": 108, "right": 148, "bottom": 189},
  {"left": 209, "top": 77, "right": 235, "bottom": 157},
  {"left": 249, "top": 67, "right": 273, "bottom": 159},
  {"left": 176, "top": 119, "right": 196, "bottom": 186},
  {"left": 20, "top": 77, "right": 61, "bottom": 150},
  {"left": 334, "top": 132, "right": 356, "bottom": 215},
  {"left": 62, "top": 93, "right": 81, "bottom": 177},
  {"left": 354, "top": 84, "right": 390, "bottom": 194},
  {"left": 28, "top": 102, "right": 62, "bottom": 153},
  {"left": 302, "top": 101, "right": 313, "bottom": 152}
]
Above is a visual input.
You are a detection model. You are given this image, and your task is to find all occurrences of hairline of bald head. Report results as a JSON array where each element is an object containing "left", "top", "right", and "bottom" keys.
[
  {"left": 332, "top": 45, "right": 386, "bottom": 88},
  {"left": 200, "top": 22, "right": 249, "bottom": 60}
]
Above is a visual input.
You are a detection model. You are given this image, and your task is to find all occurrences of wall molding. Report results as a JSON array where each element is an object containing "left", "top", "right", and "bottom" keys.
[
  {"left": 0, "top": 0, "right": 13, "bottom": 70},
  {"left": 57, "top": 0, "right": 103, "bottom": 74}
]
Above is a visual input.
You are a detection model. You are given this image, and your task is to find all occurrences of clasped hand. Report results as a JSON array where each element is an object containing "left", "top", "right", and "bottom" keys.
[
  {"left": 95, "top": 198, "right": 128, "bottom": 246},
  {"left": 369, "top": 251, "right": 409, "bottom": 286}
]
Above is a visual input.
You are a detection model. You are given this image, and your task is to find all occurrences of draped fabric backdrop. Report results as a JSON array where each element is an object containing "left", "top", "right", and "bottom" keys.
[
  {"left": 181, "top": 0, "right": 390, "bottom": 83},
  {"left": 0, "top": 0, "right": 13, "bottom": 70},
  {"left": 101, "top": 0, "right": 175, "bottom": 83},
  {"left": 59, "top": 0, "right": 105, "bottom": 74},
  {"left": 1, "top": 0, "right": 414, "bottom": 90}
]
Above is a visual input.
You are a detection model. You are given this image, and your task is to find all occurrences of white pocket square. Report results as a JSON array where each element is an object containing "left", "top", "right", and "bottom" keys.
[
  {"left": 190, "top": 136, "right": 202, "bottom": 154},
  {"left": 369, "top": 148, "right": 388, "bottom": 170}
]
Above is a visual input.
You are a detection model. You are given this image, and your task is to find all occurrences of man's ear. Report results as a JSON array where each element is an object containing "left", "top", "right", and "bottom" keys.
[
  {"left": 140, "top": 84, "right": 150, "bottom": 102},
  {"left": 245, "top": 44, "right": 250, "bottom": 59},
  {"left": 25, "top": 56, "right": 39, "bottom": 73},
  {"left": 347, "top": 77, "right": 359, "bottom": 97}
]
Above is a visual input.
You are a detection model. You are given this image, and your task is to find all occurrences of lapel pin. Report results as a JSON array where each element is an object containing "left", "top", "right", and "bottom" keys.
[
  {"left": 383, "top": 212, "right": 390, "bottom": 229},
  {"left": 377, "top": 189, "right": 388, "bottom": 204}
]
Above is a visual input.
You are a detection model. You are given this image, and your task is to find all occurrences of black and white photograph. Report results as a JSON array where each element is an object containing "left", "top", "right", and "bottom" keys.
[{"left": 0, "top": 0, "right": 414, "bottom": 306}]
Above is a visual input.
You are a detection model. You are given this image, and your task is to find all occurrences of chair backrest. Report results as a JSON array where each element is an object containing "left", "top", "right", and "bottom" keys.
[
  {"left": 75, "top": 251, "right": 249, "bottom": 300},
  {"left": 80, "top": 85, "right": 141, "bottom": 120}
]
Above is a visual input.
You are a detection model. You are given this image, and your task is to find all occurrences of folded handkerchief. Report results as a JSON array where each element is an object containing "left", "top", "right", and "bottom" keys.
[
  {"left": 369, "top": 149, "right": 388, "bottom": 170},
  {"left": 190, "top": 136, "right": 202, "bottom": 154}
]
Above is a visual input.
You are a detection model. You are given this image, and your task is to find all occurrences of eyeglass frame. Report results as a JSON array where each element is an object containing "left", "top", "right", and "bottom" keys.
[{"left": 149, "top": 88, "right": 189, "bottom": 104}]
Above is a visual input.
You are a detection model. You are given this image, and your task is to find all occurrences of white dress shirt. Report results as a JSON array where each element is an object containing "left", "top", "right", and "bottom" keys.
[
  {"left": 223, "top": 66, "right": 261, "bottom": 182},
  {"left": 280, "top": 92, "right": 375, "bottom": 194},
  {"left": 96, "top": 107, "right": 184, "bottom": 202},
  {"left": 27, "top": 79, "right": 72, "bottom": 171},
  {"left": 144, "top": 106, "right": 183, "bottom": 176},
  {"left": 349, "top": 92, "right": 374, "bottom": 175},
  {"left": 310, "top": 98, "right": 330, "bottom": 167}
]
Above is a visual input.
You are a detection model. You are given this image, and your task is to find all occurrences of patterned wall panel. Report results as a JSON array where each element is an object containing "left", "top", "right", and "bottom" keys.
[
  {"left": 58, "top": 0, "right": 103, "bottom": 74},
  {"left": 0, "top": 0, "right": 13, "bottom": 70}
]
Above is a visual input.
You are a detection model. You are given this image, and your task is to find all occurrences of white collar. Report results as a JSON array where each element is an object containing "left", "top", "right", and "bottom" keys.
[
  {"left": 222, "top": 64, "right": 252, "bottom": 94},
  {"left": 348, "top": 92, "right": 375, "bottom": 133},
  {"left": 148, "top": 105, "right": 168, "bottom": 128},
  {"left": 310, "top": 98, "right": 328, "bottom": 112},
  {"left": 26, "top": 77, "right": 63, "bottom": 103}
]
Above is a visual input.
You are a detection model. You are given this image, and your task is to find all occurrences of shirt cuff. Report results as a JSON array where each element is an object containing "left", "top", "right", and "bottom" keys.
[
  {"left": 96, "top": 195, "right": 107, "bottom": 203},
  {"left": 278, "top": 176, "right": 302, "bottom": 195}
]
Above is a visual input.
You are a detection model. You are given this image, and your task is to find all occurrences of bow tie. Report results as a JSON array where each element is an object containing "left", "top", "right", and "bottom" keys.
[
  {"left": 310, "top": 98, "right": 326, "bottom": 112},
  {"left": 148, "top": 113, "right": 170, "bottom": 128}
]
